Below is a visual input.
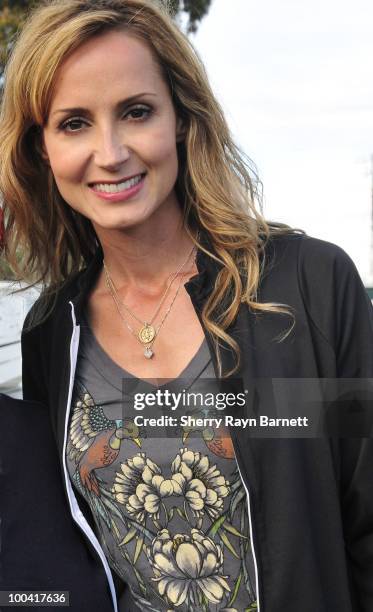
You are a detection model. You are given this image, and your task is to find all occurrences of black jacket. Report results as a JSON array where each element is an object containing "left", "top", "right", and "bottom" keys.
[
  {"left": 21, "top": 233, "right": 373, "bottom": 612},
  {"left": 0, "top": 394, "right": 114, "bottom": 612}
]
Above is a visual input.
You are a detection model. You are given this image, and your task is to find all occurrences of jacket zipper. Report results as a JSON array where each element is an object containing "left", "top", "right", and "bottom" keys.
[
  {"left": 60, "top": 301, "right": 118, "bottom": 612},
  {"left": 234, "top": 453, "right": 261, "bottom": 611}
]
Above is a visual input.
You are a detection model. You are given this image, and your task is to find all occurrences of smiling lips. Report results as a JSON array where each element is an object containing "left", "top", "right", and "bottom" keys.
[
  {"left": 90, "top": 173, "right": 145, "bottom": 193},
  {"left": 89, "top": 173, "right": 146, "bottom": 201}
]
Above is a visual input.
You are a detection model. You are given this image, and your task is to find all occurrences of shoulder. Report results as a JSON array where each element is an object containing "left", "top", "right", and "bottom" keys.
[
  {"left": 263, "top": 232, "right": 360, "bottom": 288},
  {"left": 296, "top": 234, "right": 358, "bottom": 278},
  {"left": 22, "top": 269, "right": 84, "bottom": 335},
  {"left": 263, "top": 232, "right": 373, "bottom": 370},
  {"left": 23, "top": 246, "right": 103, "bottom": 334},
  {"left": 291, "top": 234, "right": 365, "bottom": 306},
  {"left": 263, "top": 230, "right": 368, "bottom": 311}
]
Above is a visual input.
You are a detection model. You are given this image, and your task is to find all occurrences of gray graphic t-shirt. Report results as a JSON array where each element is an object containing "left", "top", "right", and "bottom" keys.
[{"left": 66, "top": 318, "right": 257, "bottom": 611}]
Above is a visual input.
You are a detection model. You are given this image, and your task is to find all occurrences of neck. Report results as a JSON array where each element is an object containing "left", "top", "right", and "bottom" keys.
[{"left": 94, "top": 208, "right": 197, "bottom": 293}]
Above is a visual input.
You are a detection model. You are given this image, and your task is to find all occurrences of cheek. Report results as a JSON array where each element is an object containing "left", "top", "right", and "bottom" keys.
[
  {"left": 147, "top": 138, "right": 179, "bottom": 177},
  {"left": 44, "top": 139, "right": 86, "bottom": 182},
  {"left": 141, "top": 121, "right": 178, "bottom": 167}
]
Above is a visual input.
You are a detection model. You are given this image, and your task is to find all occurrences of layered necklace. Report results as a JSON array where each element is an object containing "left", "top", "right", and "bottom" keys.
[{"left": 103, "top": 243, "right": 196, "bottom": 359}]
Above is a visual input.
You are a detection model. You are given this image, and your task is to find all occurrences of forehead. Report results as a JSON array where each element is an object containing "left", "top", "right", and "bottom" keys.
[{"left": 49, "top": 30, "right": 167, "bottom": 107}]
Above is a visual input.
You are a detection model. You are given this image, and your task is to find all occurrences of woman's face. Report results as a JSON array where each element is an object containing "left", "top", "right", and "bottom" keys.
[{"left": 42, "top": 30, "right": 183, "bottom": 232}]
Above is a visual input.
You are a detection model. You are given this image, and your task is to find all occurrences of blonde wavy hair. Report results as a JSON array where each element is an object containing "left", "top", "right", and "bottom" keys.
[{"left": 0, "top": 0, "right": 296, "bottom": 376}]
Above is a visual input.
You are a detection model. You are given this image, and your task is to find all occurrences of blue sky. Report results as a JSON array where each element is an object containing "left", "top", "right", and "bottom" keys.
[{"left": 190, "top": 0, "right": 373, "bottom": 283}]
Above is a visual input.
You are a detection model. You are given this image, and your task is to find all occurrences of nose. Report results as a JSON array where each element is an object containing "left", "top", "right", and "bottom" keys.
[{"left": 94, "top": 125, "right": 130, "bottom": 170}]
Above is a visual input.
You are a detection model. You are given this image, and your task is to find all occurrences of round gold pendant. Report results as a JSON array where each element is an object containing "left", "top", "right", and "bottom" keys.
[{"left": 138, "top": 324, "right": 156, "bottom": 344}]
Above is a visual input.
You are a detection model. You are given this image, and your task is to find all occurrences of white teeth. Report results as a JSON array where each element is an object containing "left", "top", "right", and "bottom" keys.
[{"left": 92, "top": 174, "right": 143, "bottom": 193}]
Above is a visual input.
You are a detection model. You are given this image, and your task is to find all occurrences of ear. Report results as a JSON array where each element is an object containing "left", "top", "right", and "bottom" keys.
[{"left": 176, "top": 116, "right": 186, "bottom": 143}]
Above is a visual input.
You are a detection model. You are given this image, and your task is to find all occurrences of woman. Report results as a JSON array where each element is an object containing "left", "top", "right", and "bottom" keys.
[{"left": 0, "top": 1, "right": 372, "bottom": 611}]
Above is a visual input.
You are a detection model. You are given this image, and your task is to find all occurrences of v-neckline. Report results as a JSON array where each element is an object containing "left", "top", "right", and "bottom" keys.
[{"left": 79, "top": 314, "right": 212, "bottom": 391}]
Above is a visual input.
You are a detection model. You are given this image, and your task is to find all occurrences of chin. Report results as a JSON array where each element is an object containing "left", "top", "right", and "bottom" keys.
[{"left": 92, "top": 208, "right": 157, "bottom": 232}]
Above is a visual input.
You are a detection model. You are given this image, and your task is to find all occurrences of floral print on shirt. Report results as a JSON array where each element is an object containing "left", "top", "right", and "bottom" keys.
[{"left": 67, "top": 381, "right": 257, "bottom": 612}]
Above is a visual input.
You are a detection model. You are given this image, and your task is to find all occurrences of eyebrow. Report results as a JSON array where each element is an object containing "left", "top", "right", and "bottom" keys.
[{"left": 51, "top": 92, "right": 157, "bottom": 116}]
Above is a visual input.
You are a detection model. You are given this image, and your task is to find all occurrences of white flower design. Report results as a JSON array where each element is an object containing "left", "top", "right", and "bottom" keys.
[
  {"left": 112, "top": 453, "right": 173, "bottom": 522},
  {"left": 171, "top": 448, "right": 230, "bottom": 519},
  {"left": 147, "top": 528, "right": 230, "bottom": 607}
]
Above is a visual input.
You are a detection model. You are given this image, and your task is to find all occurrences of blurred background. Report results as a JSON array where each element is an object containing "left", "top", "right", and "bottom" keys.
[
  {"left": 1, "top": 0, "right": 372, "bottom": 395},
  {"left": 190, "top": 0, "right": 373, "bottom": 288}
]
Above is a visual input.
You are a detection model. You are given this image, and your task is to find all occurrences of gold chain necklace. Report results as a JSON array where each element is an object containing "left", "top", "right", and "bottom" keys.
[
  {"left": 103, "top": 246, "right": 197, "bottom": 358},
  {"left": 103, "top": 242, "right": 195, "bottom": 344}
]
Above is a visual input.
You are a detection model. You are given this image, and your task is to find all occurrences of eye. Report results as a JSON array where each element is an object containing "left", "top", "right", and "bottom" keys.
[
  {"left": 59, "top": 117, "right": 88, "bottom": 132},
  {"left": 125, "top": 105, "right": 152, "bottom": 121}
]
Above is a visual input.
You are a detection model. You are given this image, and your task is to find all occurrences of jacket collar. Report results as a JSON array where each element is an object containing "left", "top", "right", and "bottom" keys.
[{"left": 71, "top": 243, "right": 104, "bottom": 324}]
